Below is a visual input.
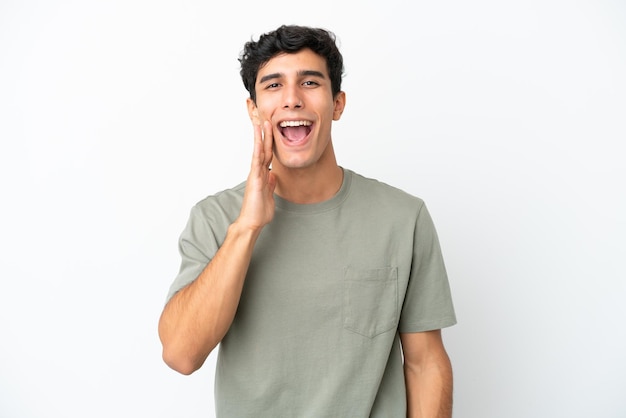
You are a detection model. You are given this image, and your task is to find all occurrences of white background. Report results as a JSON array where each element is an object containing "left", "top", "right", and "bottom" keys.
[{"left": 1, "top": 0, "right": 625, "bottom": 417}]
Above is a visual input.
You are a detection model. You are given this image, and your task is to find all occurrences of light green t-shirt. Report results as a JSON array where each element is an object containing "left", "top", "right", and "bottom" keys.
[{"left": 167, "top": 168, "right": 456, "bottom": 417}]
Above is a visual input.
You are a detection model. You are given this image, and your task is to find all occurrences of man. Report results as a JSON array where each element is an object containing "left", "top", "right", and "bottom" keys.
[{"left": 158, "top": 25, "right": 456, "bottom": 417}]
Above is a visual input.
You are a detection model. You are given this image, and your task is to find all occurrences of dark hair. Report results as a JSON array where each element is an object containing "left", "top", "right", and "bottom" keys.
[{"left": 239, "top": 25, "right": 344, "bottom": 103}]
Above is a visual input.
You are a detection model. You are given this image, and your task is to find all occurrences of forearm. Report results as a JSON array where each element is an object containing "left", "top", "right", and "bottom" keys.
[
  {"left": 158, "top": 221, "right": 261, "bottom": 375},
  {"left": 404, "top": 351, "right": 453, "bottom": 418}
]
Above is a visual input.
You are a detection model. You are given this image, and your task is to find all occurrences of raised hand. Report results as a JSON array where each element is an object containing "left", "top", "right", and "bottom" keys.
[
  {"left": 159, "top": 121, "right": 277, "bottom": 374},
  {"left": 238, "top": 120, "right": 277, "bottom": 231}
]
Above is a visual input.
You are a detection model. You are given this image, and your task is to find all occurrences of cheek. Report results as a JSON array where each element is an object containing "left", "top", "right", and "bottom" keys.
[
  {"left": 255, "top": 94, "right": 279, "bottom": 112},
  {"left": 257, "top": 104, "right": 277, "bottom": 122}
]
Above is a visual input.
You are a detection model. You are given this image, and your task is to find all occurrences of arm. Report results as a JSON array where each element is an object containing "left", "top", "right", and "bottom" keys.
[
  {"left": 158, "top": 121, "right": 276, "bottom": 375},
  {"left": 400, "top": 330, "right": 453, "bottom": 418}
]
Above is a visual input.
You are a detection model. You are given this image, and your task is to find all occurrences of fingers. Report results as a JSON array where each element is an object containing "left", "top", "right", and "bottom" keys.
[
  {"left": 267, "top": 170, "right": 277, "bottom": 194},
  {"left": 262, "top": 120, "right": 273, "bottom": 168},
  {"left": 250, "top": 120, "right": 274, "bottom": 181},
  {"left": 251, "top": 120, "right": 273, "bottom": 168},
  {"left": 253, "top": 121, "right": 265, "bottom": 165}
]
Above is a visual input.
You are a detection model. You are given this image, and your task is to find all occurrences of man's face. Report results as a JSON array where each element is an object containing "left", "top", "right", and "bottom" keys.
[{"left": 247, "top": 48, "right": 345, "bottom": 171}]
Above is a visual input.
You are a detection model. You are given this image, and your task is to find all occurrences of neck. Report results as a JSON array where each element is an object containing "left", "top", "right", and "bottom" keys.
[{"left": 271, "top": 146, "right": 343, "bottom": 204}]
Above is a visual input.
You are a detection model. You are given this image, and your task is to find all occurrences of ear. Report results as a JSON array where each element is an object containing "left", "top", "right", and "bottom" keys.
[
  {"left": 332, "top": 91, "right": 346, "bottom": 121},
  {"left": 246, "top": 98, "right": 261, "bottom": 125}
]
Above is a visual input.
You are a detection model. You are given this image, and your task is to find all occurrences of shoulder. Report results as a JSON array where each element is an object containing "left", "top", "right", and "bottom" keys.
[
  {"left": 346, "top": 169, "right": 425, "bottom": 211},
  {"left": 190, "top": 180, "right": 246, "bottom": 221}
]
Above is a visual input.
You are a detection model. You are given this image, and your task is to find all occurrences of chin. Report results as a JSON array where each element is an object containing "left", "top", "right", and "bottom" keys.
[
  {"left": 273, "top": 153, "right": 313, "bottom": 170},
  {"left": 274, "top": 159, "right": 314, "bottom": 170}
]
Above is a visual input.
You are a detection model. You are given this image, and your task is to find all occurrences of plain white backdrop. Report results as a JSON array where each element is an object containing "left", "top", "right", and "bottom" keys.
[{"left": 1, "top": 0, "right": 625, "bottom": 417}]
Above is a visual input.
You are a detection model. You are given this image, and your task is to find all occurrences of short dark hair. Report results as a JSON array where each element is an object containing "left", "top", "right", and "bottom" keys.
[{"left": 239, "top": 25, "right": 344, "bottom": 103}]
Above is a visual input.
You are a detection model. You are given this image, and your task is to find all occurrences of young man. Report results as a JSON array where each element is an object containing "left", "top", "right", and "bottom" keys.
[{"left": 158, "top": 25, "right": 456, "bottom": 418}]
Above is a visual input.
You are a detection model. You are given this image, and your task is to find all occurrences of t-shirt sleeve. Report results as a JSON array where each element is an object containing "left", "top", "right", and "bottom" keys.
[
  {"left": 398, "top": 202, "right": 457, "bottom": 333},
  {"left": 164, "top": 203, "right": 221, "bottom": 304}
]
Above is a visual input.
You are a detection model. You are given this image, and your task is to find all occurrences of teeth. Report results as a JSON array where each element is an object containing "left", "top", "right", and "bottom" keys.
[{"left": 279, "top": 120, "right": 312, "bottom": 128}]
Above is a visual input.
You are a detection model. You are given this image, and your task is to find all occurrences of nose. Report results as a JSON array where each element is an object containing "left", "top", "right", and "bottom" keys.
[{"left": 282, "top": 87, "right": 303, "bottom": 109}]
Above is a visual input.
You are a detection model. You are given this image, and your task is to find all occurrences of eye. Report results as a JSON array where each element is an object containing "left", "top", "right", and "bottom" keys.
[
  {"left": 265, "top": 82, "right": 281, "bottom": 90},
  {"left": 302, "top": 80, "right": 320, "bottom": 87}
]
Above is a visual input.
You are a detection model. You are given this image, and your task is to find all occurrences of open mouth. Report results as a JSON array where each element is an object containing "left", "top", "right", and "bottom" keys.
[{"left": 279, "top": 120, "right": 312, "bottom": 143}]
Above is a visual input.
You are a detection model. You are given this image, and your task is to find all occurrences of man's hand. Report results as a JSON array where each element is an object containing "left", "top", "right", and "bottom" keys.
[
  {"left": 158, "top": 120, "right": 278, "bottom": 375},
  {"left": 238, "top": 120, "right": 277, "bottom": 231}
]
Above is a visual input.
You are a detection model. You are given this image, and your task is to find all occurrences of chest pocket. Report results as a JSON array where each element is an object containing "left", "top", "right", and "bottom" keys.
[{"left": 343, "top": 266, "right": 399, "bottom": 338}]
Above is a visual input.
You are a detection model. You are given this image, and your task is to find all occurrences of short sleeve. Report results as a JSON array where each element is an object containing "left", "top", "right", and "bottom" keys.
[
  {"left": 398, "top": 202, "right": 457, "bottom": 332},
  {"left": 164, "top": 204, "right": 221, "bottom": 303}
]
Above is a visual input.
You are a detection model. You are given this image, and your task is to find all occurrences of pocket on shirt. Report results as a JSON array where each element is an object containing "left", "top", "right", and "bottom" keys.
[{"left": 343, "top": 266, "right": 399, "bottom": 338}]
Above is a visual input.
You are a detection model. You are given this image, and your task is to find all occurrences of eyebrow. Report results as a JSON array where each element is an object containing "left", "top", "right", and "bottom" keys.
[{"left": 258, "top": 70, "right": 326, "bottom": 85}]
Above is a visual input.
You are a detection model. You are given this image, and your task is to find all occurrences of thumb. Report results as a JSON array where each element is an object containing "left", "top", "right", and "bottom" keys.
[{"left": 267, "top": 171, "right": 277, "bottom": 194}]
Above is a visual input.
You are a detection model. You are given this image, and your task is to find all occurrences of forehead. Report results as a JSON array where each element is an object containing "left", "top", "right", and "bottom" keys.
[{"left": 257, "top": 48, "right": 328, "bottom": 78}]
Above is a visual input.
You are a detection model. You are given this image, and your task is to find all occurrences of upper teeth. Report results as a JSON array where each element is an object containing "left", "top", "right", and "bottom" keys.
[{"left": 279, "top": 120, "right": 312, "bottom": 127}]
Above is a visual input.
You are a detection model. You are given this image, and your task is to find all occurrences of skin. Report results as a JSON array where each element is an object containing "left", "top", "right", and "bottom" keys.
[
  {"left": 247, "top": 48, "right": 346, "bottom": 204},
  {"left": 401, "top": 330, "right": 454, "bottom": 418},
  {"left": 158, "top": 48, "right": 453, "bottom": 417},
  {"left": 157, "top": 119, "right": 275, "bottom": 374}
]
